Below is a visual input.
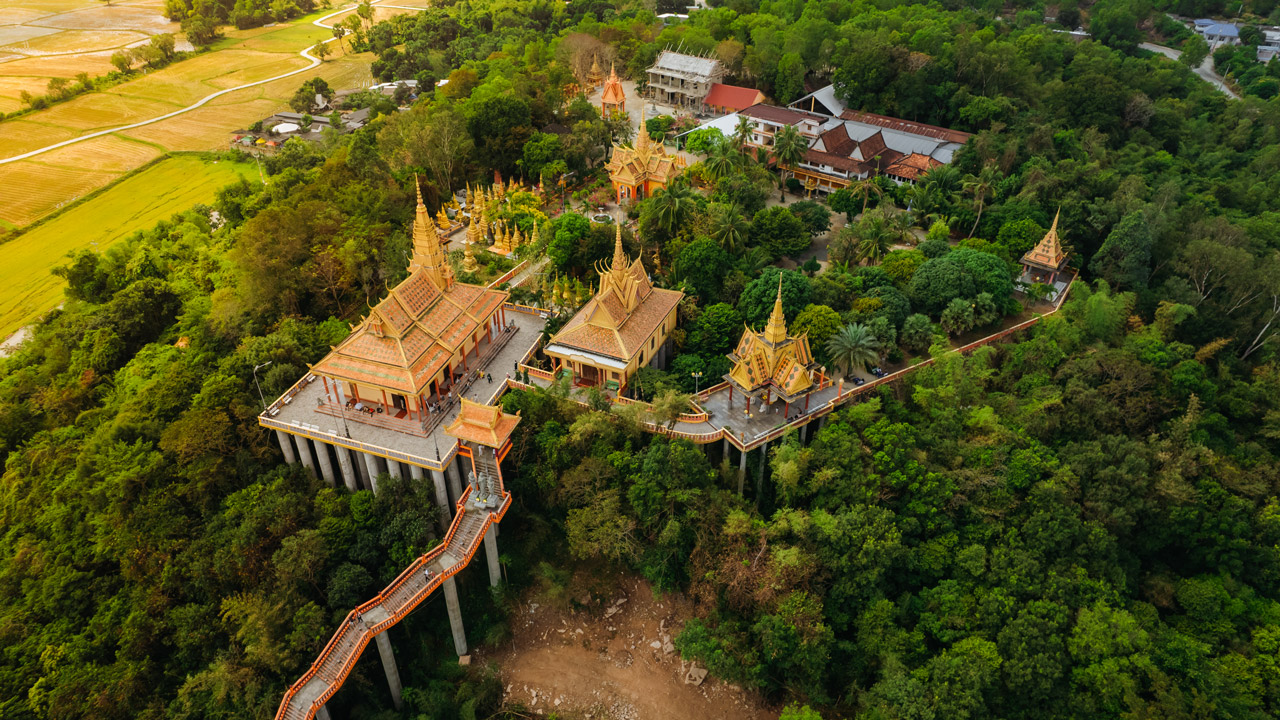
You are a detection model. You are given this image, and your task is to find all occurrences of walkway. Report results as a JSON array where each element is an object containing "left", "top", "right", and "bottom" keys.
[
  {"left": 0, "top": 0, "right": 423, "bottom": 165},
  {"left": 278, "top": 475, "right": 510, "bottom": 720},
  {"left": 1140, "top": 41, "right": 1240, "bottom": 99}
]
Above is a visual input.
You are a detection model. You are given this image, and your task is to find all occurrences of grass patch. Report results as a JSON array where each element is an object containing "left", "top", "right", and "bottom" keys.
[{"left": 0, "top": 154, "right": 255, "bottom": 337}]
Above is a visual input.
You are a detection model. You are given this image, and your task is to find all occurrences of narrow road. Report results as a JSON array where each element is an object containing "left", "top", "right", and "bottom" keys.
[
  {"left": 1139, "top": 41, "right": 1241, "bottom": 99},
  {"left": 0, "top": 1, "right": 420, "bottom": 165}
]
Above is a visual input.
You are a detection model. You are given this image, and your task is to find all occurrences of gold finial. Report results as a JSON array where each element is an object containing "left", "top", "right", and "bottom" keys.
[
  {"left": 763, "top": 274, "right": 788, "bottom": 345},
  {"left": 415, "top": 173, "right": 424, "bottom": 208},
  {"left": 612, "top": 222, "right": 626, "bottom": 270}
]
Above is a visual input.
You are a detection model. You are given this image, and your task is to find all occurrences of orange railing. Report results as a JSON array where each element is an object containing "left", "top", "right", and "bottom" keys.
[{"left": 487, "top": 260, "right": 529, "bottom": 289}]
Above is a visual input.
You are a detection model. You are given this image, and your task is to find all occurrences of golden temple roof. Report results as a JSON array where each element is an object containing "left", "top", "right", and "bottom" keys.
[
  {"left": 601, "top": 63, "right": 625, "bottom": 106},
  {"left": 604, "top": 106, "right": 685, "bottom": 189},
  {"left": 444, "top": 398, "right": 521, "bottom": 448},
  {"left": 409, "top": 176, "right": 455, "bottom": 290},
  {"left": 1021, "top": 209, "right": 1068, "bottom": 271},
  {"left": 726, "top": 278, "right": 816, "bottom": 399}
]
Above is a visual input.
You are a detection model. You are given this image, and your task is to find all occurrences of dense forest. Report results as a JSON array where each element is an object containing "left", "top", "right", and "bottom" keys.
[{"left": 3, "top": 0, "right": 1280, "bottom": 718}]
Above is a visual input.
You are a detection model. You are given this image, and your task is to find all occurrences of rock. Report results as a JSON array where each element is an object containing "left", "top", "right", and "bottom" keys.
[
  {"left": 684, "top": 666, "right": 708, "bottom": 686},
  {"left": 458, "top": 655, "right": 472, "bottom": 666},
  {"left": 649, "top": 640, "right": 661, "bottom": 649},
  {"left": 555, "top": 698, "right": 562, "bottom": 706},
  {"left": 663, "top": 641, "right": 675, "bottom": 654}
]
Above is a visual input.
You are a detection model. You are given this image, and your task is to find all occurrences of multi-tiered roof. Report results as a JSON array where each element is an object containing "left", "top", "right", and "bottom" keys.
[
  {"left": 309, "top": 181, "right": 508, "bottom": 396},
  {"left": 546, "top": 225, "right": 683, "bottom": 363},
  {"left": 1021, "top": 210, "right": 1068, "bottom": 272},
  {"left": 725, "top": 278, "right": 818, "bottom": 402},
  {"left": 604, "top": 107, "right": 686, "bottom": 191}
]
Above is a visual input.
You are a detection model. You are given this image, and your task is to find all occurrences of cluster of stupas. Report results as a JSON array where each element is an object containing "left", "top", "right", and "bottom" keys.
[{"left": 462, "top": 179, "right": 539, "bottom": 259}]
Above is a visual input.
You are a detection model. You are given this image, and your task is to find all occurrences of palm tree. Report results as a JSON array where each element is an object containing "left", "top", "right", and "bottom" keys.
[
  {"left": 962, "top": 164, "right": 1001, "bottom": 237},
  {"left": 731, "top": 115, "right": 755, "bottom": 150},
  {"left": 849, "top": 177, "right": 884, "bottom": 214},
  {"left": 771, "top": 124, "right": 808, "bottom": 200},
  {"left": 650, "top": 178, "right": 698, "bottom": 237},
  {"left": 704, "top": 142, "right": 742, "bottom": 181},
  {"left": 709, "top": 203, "right": 750, "bottom": 253},
  {"left": 826, "top": 323, "right": 881, "bottom": 377}
]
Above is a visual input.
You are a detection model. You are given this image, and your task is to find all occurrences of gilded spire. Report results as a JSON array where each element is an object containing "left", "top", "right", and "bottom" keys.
[
  {"left": 410, "top": 174, "right": 449, "bottom": 286},
  {"left": 1021, "top": 207, "right": 1067, "bottom": 270},
  {"left": 611, "top": 222, "right": 626, "bottom": 270},
  {"left": 463, "top": 232, "right": 479, "bottom": 273},
  {"left": 636, "top": 103, "right": 649, "bottom": 155},
  {"left": 762, "top": 274, "right": 788, "bottom": 345}
]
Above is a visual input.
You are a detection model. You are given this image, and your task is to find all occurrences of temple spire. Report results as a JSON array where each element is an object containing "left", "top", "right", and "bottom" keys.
[
  {"left": 611, "top": 222, "right": 626, "bottom": 270},
  {"left": 763, "top": 274, "right": 788, "bottom": 345},
  {"left": 1021, "top": 207, "right": 1066, "bottom": 270},
  {"left": 636, "top": 103, "right": 649, "bottom": 155},
  {"left": 409, "top": 175, "right": 451, "bottom": 288}
]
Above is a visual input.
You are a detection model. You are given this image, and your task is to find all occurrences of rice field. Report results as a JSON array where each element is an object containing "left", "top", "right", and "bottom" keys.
[
  {"left": 0, "top": 0, "right": 392, "bottom": 227},
  {"left": 0, "top": 154, "right": 256, "bottom": 337}
]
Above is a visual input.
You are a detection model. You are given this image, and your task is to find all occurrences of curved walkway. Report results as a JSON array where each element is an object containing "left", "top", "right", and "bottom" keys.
[
  {"left": 1140, "top": 41, "right": 1240, "bottom": 99},
  {"left": 0, "top": 0, "right": 420, "bottom": 165},
  {"left": 278, "top": 482, "right": 510, "bottom": 720}
]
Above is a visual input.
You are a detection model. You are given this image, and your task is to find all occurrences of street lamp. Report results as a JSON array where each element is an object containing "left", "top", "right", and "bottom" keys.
[
  {"left": 252, "top": 361, "right": 272, "bottom": 410},
  {"left": 691, "top": 371, "right": 703, "bottom": 394}
]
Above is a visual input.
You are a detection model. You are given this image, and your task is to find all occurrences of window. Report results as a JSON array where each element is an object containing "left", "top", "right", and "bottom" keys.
[{"left": 651, "top": 337, "right": 655, "bottom": 350}]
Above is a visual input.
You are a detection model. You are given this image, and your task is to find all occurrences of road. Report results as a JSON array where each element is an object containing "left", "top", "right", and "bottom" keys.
[
  {"left": 1139, "top": 41, "right": 1241, "bottom": 99},
  {"left": 0, "top": 1, "right": 421, "bottom": 165}
]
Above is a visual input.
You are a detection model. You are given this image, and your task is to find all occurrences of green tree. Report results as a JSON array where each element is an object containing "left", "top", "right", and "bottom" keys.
[
  {"left": 792, "top": 304, "right": 843, "bottom": 352},
  {"left": 1091, "top": 212, "right": 1152, "bottom": 289},
  {"left": 900, "top": 313, "right": 935, "bottom": 352},
  {"left": 826, "top": 322, "right": 881, "bottom": 375},
  {"left": 774, "top": 52, "right": 806, "bottom": 103},
  {"left": 771, "top": 124, "right": 808, "bottom": 199},
  {"left": 740, "top": 268, "right": 811, "bottom": 326},
  {"left": 674, "top": 238, "right": 731, "bottom": 301},
  {"left": 649, "top": 179, "right": 699, "bottom": 239},
  {"left": 1180, "top": 34, "right": 1210, "bottom": 68},
  {"left": 751, "top": 206, "right": 809, "bottom": 258},
  {"left": 708, "top": 203, "right": 750, "bottom": 254},
  {"left": 689, "top": 303, "right": 743, "bottom": 356}
]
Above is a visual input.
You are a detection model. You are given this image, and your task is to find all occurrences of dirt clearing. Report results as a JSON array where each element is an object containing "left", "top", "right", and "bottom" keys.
[{"left": 482, "top": 575, "right": 777, "bottom": 720}]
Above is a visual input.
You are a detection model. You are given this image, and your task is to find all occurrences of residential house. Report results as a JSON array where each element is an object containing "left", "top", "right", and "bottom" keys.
[{"left": 645, "top": 50, "right": 725, "bottom": 108}]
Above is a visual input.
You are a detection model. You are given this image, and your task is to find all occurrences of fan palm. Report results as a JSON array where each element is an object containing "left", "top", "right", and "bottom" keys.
[
  {"left": 709, "top": 203, "right": 750, "bottom": 254},
  {"left": 650, "top": 178, "right": 698, "bottom": 237},
  {"left": 962, "top": 163, "right": 1001, "bottom": 237},
  {"left": 771, "top": 125, "right": 808, "bottom": 198},
  {"left": 826, "top": 323, "right": 881, "bottom": 377}
]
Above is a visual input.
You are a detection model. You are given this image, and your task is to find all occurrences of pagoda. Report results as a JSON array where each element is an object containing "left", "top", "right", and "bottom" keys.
[
  {"left": 604, "top": 107, "right": 686, "bottom": 203},
  {"left": 307, "top": 178, "right": 510, "bottom": 421},
  {"left": 544, "top": 224, "right": 684, "bottom": 392},
  {"left": 601, "top": 62, "right": 626, "bottom": 117},
  {"left": 724, "top": 277, "right": 822, "bottom": 415},
  {"left": 1019, "top": 210, "right": 1070, "bottom": 288},
  {"left": 586, "top": 55, "right": 605, "bottom": 88}
]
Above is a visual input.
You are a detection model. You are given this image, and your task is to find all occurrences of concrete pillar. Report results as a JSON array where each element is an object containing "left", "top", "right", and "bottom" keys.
[
  {"left": 737, "top": 446, "right": 748, "bottom": 495},
  {"left": 374, "top": 632, "right": 404, "bottom": 710},
  {"left": 387, "top": 459, "right": 404, "bottom": 481},
  {"left": 354, "top": 447, "right": 370, "bottom": 486},
  {"left": 442, "top": 576, "right": 468, "bottom": 656},
  {"left": 297, "top": 437, "right": 317, "bottom": 479},
  {"left": 722, "top": 437, "right": 730, "bottom": 463},
  {"left": 444, "top": 460, "right": 463, "bottom": 504},
  {"left": 315, "top": 705, "right": 331, "bottom": 720},
  {"left": 431, "top": 468, "right": 452, "bottom": 531},
  {"left": 275, "top": 430, "right": 297, "bottom": 464},
  {"left": 755, "top": 440, "right": 769, "bottom": 502},
  {"left": 335, "top": 446, "right": 359, "bottom": 492},
  {"left": 799, "top": 422, "right": 808, "bottom": 445},
  {"left": 314, "top": 441, "right": 336, "bottom": 487},
  {"left": 484, "top": 523, "right": 501, "bottom": 587},
  {"left": 362, "top": 452, "right": 381, "bottom": 494}
]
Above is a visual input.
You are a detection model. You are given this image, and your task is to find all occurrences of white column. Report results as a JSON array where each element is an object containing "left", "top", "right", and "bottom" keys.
[
  {"left": 362, "top": 453, "right": 381, "bottom": 494},
  {"left": 443, "top": 576, "right": 468, "bottom": 656},
  {"left": 315, "top": 705, "right": 331, "bottom": 720},
  {"left": 737, "top": 446, "right": 748, "bottom": 495},
  {"left": 387, "top": 459, "right": 404, "bottom": 481},
  {"left": 314, "top": 442, "right": 336, "bottom": 487},
  {"left": 297, "top": 437, "right": 317, "bottom": 479},
  {"left": 335, "top": 446, "right": 358, "bottom": 492},
  {"left": 444, "top": 459, "right": 463, "bottom": 504},
  {"left": 276, "top": 430, "right": 297, "bottom": 464},
  {"left": 722, "top": 437, "right": 730, "bottom": 463},
  {"left": 374, "top": 632, "right": 404, "bottom": 710},
  {"left": 755, "top": 440, "right": 769, "bottom": 501},
  {"left": 799, "top": 422, "right": 808, "bottom": 444},
  {"left": 431, "top": 468, "right": 452, "bottom": 532},
  {"left": 484, "top": 523, "right": 501, "bottom": 587}
]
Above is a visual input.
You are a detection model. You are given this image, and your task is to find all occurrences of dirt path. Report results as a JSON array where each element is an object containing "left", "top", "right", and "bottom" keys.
[{"left": 481, "top": 576, "right": 777, "bottom": 720}]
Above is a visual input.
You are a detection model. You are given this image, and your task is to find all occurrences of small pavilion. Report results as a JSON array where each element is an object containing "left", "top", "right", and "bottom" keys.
[
  {"left": 724, "top": 278, "right": 824, "bottom": 416},
  {"left": 543, "top": 225, "right": 683, "bottom": 393},
  {"left": 586, "top": 55, "right": 605, "bottom": 88},
  {"left": 604, "top": 108, "right": 686, "bottom": 203},
  {"left": 444, "top": 398, "right": 521, "bottom": 450},
  {"left": 307, "top": 180, "right": 511, "bottom": 423},
  {"left": 601, "top": 63, "right": 626, "bottom": 117},
  {"left": 1019, "top": 210, "right": 1071, "bottom": 296}
]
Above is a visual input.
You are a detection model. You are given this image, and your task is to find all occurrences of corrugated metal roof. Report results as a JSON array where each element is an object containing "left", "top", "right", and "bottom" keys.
[{"left": 649, "top": 50, "right": 721, "bottom": 78}]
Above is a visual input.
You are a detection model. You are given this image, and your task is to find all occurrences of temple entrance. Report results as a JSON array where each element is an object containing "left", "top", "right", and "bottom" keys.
[{"left": 578, "top": 364, "right": 600, "bottom": 387}]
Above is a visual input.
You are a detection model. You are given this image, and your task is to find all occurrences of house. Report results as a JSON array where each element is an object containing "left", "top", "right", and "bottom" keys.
[
  {"left": 604, "top": 109, "right": 686, "bottom": 202},
  {"left": 703, "top": 83, "right": 765, "bottom": 114},
  {"left": 1198, "top": 21, "right": 1241, "bottom": 47},
  {"left": 1259, "top": 29, "right": 1280, "bottom": 62},
  {"left": 731, "top": 91, "right": 971, "bottom": 192},
  {"left": 645, "top": 50, "right": 725, "bottom": 108},
  {"left": 543, "top": 225, "right": 684, "bottom": 393}
]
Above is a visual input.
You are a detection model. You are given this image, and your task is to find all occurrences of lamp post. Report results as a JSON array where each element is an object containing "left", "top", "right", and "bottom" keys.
[
  {"left": 252, "top": 361, "right": 272, "bottom": 411},
  {"left": 691, "top": 371, "right": 703, "bottom": 394}
]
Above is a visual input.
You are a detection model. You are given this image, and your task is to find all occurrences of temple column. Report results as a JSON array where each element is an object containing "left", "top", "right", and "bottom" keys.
[
  {"left": 354, "top": 447, "right": 370, "bottom": 486},
  {"left": 722, "top": 437, "right": 730, "bottom": 463},
  {"left": 387, "top": 460, "right": 404, "bottom": 481},
  {"left": 443, "top": 577, "right": 469, "bottom": 656},
  {"left": 484, "top": 524, "right": 501, "bottom": 587},
  {"left": 315, "top": 705, "right": 331, "bottom": 720},
  {"left": 335, "top": 446, "right": 359, "bottom": 492},
  {"left": 737, "top": 446, "right": 748, "bottom": 495},
  {"left": 362, "top": 453, "right": 381, "bottom": 494},
  {"left": 445, "top": 458, "right": 463, "bottom": 504},
  {"left": 297, "top": 438, "right": 317, "bottom": 479},
  {"left": 275, "top": 430, "right": 297, "bottom": 464},
  {"left": 374, "top": 632, "right": 404, "bottom": 711},
  {"left": 755, "top": 440, "right": 769, "bottom": 502},
  {"left": 799, "top": 422, "right": 808, "bottom": 445},
  {"left": 314, "top": 442, "right": 336, "bottom": 488},
  {"left": 430, "top": 468, "right": 452, "bottom": 530}
]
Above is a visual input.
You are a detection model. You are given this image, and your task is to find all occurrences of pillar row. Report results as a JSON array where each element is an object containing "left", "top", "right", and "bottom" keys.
[
  {"left": 315, "top": 705, "right": 331, "bottom": 720},
  {"left": 314, "top": 441, "right": 336, "bottom": 488},
  {"left": 444, "top": 460, "right": 463, "bottom": 505},
  {"left": 362, "top": 453, "right": 381, "bottom": 494},
  {"left": 387, "top": 459, "right": 403, "bottom": 481},
  {"left": 335, "top": 446, "right": 358, "bottom": 492},
  {"left": 297, "top": 437, "right": 317, "bottom": 479},
  {"left": 755, "top": 440, "right": 769, "bottom": 505}
]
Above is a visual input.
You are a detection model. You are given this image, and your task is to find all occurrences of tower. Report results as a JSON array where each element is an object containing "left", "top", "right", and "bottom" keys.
[{"left": 409, "top": 176, "right": 454, "bottom": 290}]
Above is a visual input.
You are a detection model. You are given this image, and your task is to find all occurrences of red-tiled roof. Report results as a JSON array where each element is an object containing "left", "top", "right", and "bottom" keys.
[
  {"left": 818, "top": 123, "right": 857, "bottom": 156},
  {"left": 803, "top": 149, "right": 865, "bottom": 173},
  {"left": 840, "top": 109, "right": 972, "bottom": 144},
  {"left": 886, "top": 153, "right": 942, "bottom": 181},
  {"left": 858, "top": 131, "right": 888, "bottom": 161},
  {"left": 739, "top": 103, "right": 817, "bottom": 126},
  {"left": 704, "top": 83, "right": 763, "bottom": 111}
]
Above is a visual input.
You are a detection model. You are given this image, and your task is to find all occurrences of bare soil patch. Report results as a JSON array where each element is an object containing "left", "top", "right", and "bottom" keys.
[{"left": 483, "top": 575, "right": 777, "bottom": 720}]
